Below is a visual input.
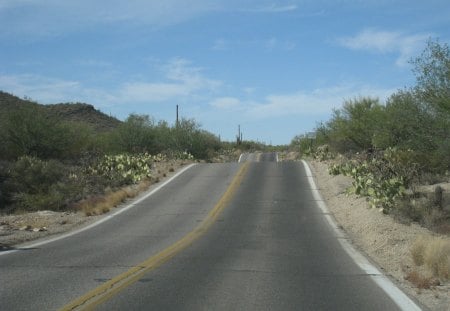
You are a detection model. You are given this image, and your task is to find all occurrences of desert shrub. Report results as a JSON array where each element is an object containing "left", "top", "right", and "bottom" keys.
[
  {"left": 86, "top": 153, "right": 158, "bottom": 186},
  {"left": 411, "top": 235, "right": 450, "bottom": 281},
  {"left": 111, "top": 114, "right": 158, "bottom": 154},
  {"left": 405, "top": 270, "right": 440, "bottom": 289},
  {"left": 424, "top": 238, "right": 450, "bottom": 279},
  {"left": 313, "top": 145, "right": 335, "bottom": 161},
  {"left": 5, "top": 156, "right": 68, "bottom": 211},
  {"left": 0, "top": 161, "right": 12, "bottom": 210},
  {"left": 328, "top": 148, "right": 418, "bottom": 212},
  {"left": 317, "top": 97, "right": 384, "bottom": 153}
]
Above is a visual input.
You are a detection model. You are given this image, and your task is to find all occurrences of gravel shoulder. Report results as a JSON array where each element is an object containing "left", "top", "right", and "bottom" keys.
[{"left": 308, "top": 159, "right": 449, "bottom": 311}]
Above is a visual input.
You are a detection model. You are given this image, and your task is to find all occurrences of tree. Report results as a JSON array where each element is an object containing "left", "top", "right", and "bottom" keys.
[
  {"left": 410, "top": 40, "right": 450, "bottom": 170},
  {"left": 412, "top": 39, "right": 450, "bottom": 114},
  {"left": 112, "top": 114, "right": 156, "bottom": 153},
  {"left": 4, "top": 105, "right": 71, "bottom": 159},
  {"left": 372, "top": 90, "right": 433, "bottom": 150},
  {"left": 322, "top": 97, "right": 384, "bottom": 152}
]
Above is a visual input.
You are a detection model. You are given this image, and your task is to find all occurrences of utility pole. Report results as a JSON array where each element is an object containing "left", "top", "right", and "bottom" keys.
[
  {"left": 236, "top": 125, "right": 242, "bottom": 145},
  {"left": 176, "top": 105, "right": 179, "bottom": 128}
]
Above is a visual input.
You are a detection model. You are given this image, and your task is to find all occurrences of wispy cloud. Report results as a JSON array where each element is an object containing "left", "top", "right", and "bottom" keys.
[
  {"left": 0, "top": 74, "right": 82, "bottom": 103},
  {"left": 264, "top": 37, "right": 296, "bottom": 51},
  {"left": 254, "top": 4, "right": 298, "bottom": 13},
  {"left": 212, "top": 37, "right": 296, "bottom": 52},
  {"left": 212, "top": 38, "right": 229, "bottom": 51},
  {"left": 0, "top": 73, "right": 120, "bottom": 108},
  {"left": 0, "top": 58, "right": 222, "bottom": 106},
  {"left": 92, "top": 57, "right": 222, "bottom": 104},
  {"left": 209, "top": 97, "right": 241, "bottom": 109},
  {"left": 337, "top": 28, "right": 431, "bottom": 66},
  {"left": 209, "top": 82, "right": 395, "bottom": 119},
  {"left": 0, "top": 0, "right": 219, "bottom": 39}
]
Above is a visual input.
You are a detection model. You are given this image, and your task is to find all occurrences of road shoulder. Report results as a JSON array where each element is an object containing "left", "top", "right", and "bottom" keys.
[
  {"left": 0, "top": 160, "right": 192, "bottom": 250},
  {"left": 308, "top": 159, "right": 449, "bottom": 311}
]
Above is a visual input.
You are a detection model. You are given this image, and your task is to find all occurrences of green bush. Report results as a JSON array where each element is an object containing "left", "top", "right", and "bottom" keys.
[
  {"left": 328, "top": 148, "right": 417, "bottom": 212},
  {"left": 5, "top": 156, "right": 68, "bottom": 211},
  {"left": 0, "top": 161, "right": 12, "bottom": 210},
  {"left": 87, "top": 153, "right": 159, "bottom": 185},
  {"left": 317, "top": 97, "right": 384, "bottom": 153}
]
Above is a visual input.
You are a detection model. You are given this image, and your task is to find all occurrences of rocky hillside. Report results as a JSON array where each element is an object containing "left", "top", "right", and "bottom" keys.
[{"left": 0, "top": 91, "right": 121, "bottom": 132}]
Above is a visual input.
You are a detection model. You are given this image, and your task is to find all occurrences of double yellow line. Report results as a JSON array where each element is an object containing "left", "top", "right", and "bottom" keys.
[{"left": 60, "top": 162, "right": 249, "bottom": 311}]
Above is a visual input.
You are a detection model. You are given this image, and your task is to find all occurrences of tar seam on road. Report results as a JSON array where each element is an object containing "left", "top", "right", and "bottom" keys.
[
  {"left": 301, "top": 160, "right": 422, "bottom": 311},
  {"left": 59, "top": 162, "right": 250, "bottom": 311}
]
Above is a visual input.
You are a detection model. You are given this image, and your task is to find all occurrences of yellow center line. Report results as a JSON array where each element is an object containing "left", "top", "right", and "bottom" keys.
[{"left": 60, "top": 162, "right": 250, "bottom": 311}]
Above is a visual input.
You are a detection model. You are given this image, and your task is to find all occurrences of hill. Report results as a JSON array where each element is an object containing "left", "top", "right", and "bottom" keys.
[{"left": 0, "top": 91, "right": 121, "bottom": 132}]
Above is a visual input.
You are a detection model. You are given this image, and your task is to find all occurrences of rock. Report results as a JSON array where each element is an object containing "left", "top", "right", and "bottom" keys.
[
  {"left": 19, "top": 225, "right": 32, "bottom": 231},
  {"left": 32, "top": 227, "right": 47, "bottom": 232}
]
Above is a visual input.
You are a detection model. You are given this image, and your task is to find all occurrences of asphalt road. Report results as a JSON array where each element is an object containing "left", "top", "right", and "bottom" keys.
[{"left": 0, "top": 153, "right": 418, "bottom": 310}]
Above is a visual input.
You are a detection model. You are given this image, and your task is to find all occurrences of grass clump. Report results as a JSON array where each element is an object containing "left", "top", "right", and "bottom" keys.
[
  {"left": 410, "top": 235, "right": 450, "bottom": 281},
  {"left": 405, "top": 270, "right": 440, "bottom": 290}
]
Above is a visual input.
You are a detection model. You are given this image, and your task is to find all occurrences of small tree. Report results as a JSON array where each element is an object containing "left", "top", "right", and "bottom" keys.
[
  {"left": 322, "top": 97, "right": 384, "bottom": 153},
  {"left": 412, "top": 39, "right": 450, "bottom": 114},
  {"left": 112, "top": 114, "right": 156, "bottom": 153},
  {"left": 5, "top": 105, "right": 72, "bottom": 159}
]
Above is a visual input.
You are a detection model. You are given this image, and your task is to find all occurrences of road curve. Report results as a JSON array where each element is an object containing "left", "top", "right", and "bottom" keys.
[
  {"left": 0, "top": 155, "right": 420, "bottom": 310},
  {"left": 0, "top": 163, "right": 240, "bottom": 310}
]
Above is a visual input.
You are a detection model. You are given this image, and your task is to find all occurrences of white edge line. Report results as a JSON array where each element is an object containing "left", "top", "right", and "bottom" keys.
[
  {"left": 1, "top": 163, "right": 197, "bottom": 256},
  {"left": 301, "top": 160, "right": 422, "bottom": 311},
  {"left": 238, "top": 153, "right": 244, "bottom": 163}
]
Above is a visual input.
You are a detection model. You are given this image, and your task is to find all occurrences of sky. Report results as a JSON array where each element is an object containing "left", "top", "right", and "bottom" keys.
[{"left": 1, "top": 0, "right": 449, "bottom": 145}]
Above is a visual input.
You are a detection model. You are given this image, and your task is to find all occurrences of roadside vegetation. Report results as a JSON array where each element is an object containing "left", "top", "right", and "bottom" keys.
[
  {"left": 291, "top": 40, "right": 450, "bottom": 284},
  {"left": 0, "top": 90, "right": 282, "bottom": 216},
  {"left": 0, "top": 92, "right": 227, "bottom": 215}
]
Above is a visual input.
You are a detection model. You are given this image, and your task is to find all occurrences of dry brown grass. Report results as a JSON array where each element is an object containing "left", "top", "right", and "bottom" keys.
[
  {"left": 80, "top": 192, "right": 124, "bottom": 216},
  {"left": 405, "top": 270, "right": 440, "bottom": 289},
  {"left": 74, "top": 160, "right": 185, "bottom": 217},
  {"left": 424, "top": 238, "right": 450, "bottom": 279},
  {"left": 411, "top": 235, "right": 427, "bottom": 266},
  {"left": 410, "top": 235, "right": 450, "bottom": 281},
  {"left": 78, "top": 182, "right": 150, "bottom": 216}
]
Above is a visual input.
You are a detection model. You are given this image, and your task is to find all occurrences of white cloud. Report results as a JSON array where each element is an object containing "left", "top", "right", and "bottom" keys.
[
  {"left": 120, "top": 82, "right": 190, "bottom": 102},
  {"left": 0, "top": 0, "right": 220, "bottom": 38},
  {"left": 0, "top": 74, "right": 82, "bottom": 103},
  {"left": 338, "top": 28, "right": 431, "bottom": 66},
  {"left": 240, "top": 83, "right": 396, "bottom": 120},
  {"left": 210, "top": 97, "right": 241, "bottom": 109},
  {"left": 0, "top": 58, "right": 222, "bottom": 106},
  {"left": 114, "top": 58, "right": 222, "bottom": 103},
  {"left": 212, "top": 39, "right": 229, "bottom": 51},
  {"left": 264, "top": 37, "right": 296, "bottom": 51},
  {"left": 0, "top": 73, "right": 121, "bottom": 109},
  {"left": 252, "top": 4, "right": 298, "bottom": 13}
]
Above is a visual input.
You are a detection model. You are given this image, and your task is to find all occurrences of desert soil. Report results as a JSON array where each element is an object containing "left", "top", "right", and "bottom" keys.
[{"left": 1, "top": 156, "right": 449, "bottom": 310}]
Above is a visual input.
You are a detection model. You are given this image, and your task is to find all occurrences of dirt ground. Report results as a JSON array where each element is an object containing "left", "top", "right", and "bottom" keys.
[{"left": 1, "top": 155, "right": 449, "bottom": 310}]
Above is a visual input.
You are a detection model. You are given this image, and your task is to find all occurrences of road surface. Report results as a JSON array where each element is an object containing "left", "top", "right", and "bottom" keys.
[{"left": 0, "top": 153, "right": 420, "bottom": 310}]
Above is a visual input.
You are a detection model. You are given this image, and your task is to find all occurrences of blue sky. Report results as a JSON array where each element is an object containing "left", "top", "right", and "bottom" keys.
[{"left": 1, "top": 0, "right": 449, "bottom": 145}]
